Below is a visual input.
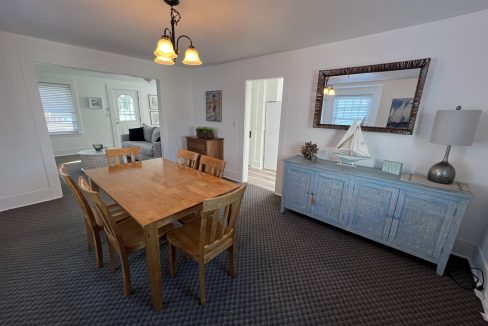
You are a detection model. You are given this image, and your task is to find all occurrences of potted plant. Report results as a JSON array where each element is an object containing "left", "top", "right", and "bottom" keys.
[{"left": 196, "top": 127, "right": 214, "bottom": 139}]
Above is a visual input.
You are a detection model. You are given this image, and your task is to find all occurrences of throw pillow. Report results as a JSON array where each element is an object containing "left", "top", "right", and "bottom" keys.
[
  {"left": 128, "top": 127, "right": 145, "bottom": 141},
  {"left": 142, "top": 123, "right": 156, "bottom": 142},
  {"left": 151, "top": 127, "right": 161, "bottom": 143}
]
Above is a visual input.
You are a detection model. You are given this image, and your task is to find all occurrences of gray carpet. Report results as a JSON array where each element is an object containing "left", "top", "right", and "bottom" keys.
[{"left": 0, "top": 163, "right": 484, "bottom": 325}]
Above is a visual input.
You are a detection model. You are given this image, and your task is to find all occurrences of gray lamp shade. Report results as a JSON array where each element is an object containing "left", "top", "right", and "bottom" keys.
[{"left": 430, "top": 109, "right": 481, "bottom": 146}]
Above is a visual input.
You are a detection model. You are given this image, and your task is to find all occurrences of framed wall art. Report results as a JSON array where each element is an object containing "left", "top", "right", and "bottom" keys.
[
  {"left": 88, "top": 97, "right": 103, "bottom": 109},
  {"left": 150, "top": 110, "right": 160, "bottom": 126},
  {"left": 206, "top": 90, "right": 222, "bottom": 122},
  {"left": 149, "top": 94, "right": 158, "bottom": 110}
]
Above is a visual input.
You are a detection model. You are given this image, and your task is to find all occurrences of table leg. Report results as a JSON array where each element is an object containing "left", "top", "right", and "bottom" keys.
[{"left": 144, "top": 224, "right": 163, "bottom": 311}]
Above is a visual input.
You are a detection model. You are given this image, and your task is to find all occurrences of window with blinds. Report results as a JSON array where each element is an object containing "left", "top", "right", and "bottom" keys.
[
  {"left": 332, "top": 95, "right": 372, "bottom": 125},
  {"left": 38, "top": 82, "right": 79, "bottom": 133}
]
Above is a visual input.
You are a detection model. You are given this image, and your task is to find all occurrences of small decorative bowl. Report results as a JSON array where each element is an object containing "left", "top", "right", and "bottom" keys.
[{"left": 93, "top": 144, "right": 104, "bottom": 152}]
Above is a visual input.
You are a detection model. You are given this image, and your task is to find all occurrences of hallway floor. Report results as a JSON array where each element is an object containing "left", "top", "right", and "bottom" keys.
[{"left": 248, "top": 167, "right": 276, "bottom": 192}]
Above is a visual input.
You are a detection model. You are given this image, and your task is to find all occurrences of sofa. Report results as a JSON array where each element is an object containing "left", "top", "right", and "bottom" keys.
[{"left": 121, "top": 124, "right": 162, "bottom": 160}]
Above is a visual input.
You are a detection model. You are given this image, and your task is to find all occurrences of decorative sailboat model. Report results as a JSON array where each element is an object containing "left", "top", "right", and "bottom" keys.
[{"left": 332, "top": 121, "right": 371, "bottom": 167}]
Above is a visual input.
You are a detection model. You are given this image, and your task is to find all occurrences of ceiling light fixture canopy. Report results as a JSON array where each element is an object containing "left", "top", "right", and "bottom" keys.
[{"left": 154, "top": 0, "right": 202, "bottom": 66}]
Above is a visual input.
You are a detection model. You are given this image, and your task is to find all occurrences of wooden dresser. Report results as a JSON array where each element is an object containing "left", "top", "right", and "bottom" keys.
[
  {"left": 186, "top": 136, "right": 224, "bottom": 159},
  {"left": 281, "top": 155, "right": 472, "bottom": 275}
]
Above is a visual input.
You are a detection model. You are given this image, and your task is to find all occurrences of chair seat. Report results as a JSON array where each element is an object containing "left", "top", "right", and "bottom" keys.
[
  {"left": 107, "top": 203, "right": 130, "bottom": 222},
  {"left": 92, "top": 203, "right": 130, "bottom": 227},
  {"left": 117, "top": 218, "right": 173, "bottom": 251},
  {"left": 167, "top": 218, "right": 228, "bottom": 258}
]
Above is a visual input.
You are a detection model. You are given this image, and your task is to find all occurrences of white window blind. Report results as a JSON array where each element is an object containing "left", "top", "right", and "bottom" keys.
[
  {"left": 38, "top": 82, "right": 79, "bottom": 133},
  {"left": 333, "top": 95, "right": 372, "bottom": 125}
]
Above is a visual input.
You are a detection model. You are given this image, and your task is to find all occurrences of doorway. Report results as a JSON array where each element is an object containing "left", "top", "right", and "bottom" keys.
[
  {"left": 107, "top": 87, "right": 142, "bottom": 147},
  {"left": 33, "top": 63, "right": 159, "bottom": 163},
  {"left": 243, "top": 77, "right": 283, "bottom": 192}
]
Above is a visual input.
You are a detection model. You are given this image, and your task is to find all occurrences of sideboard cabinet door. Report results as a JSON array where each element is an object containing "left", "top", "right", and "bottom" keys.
[
  {"left": 282, "top": 165, "right": 313, "bottom": 214},
  {"left": 389, "top": 190, "right": 457, "bottom": 258},
  {"left": 310, "top": 172, "right": 350, "bottom": 225},
  {"left": 348, "top": 180, "right": 399, "bottom": 241}
]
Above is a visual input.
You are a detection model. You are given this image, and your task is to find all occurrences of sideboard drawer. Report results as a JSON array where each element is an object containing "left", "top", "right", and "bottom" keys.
[
  {"left": 282, "top": 164, "right": 312, "bottom": 215},
  {"left": 185, "top": 136, "right": 224, "bottom": 159},
  {"left": 348, "top": 180, "right": 399, "bottom": 241},
  {"left": 187, "top": 140, "right": 206, "bottom": 153},
  {"left": 389, "top": 190, "right": 457, "bottom": 259},
  {"left": 310, "top": 171, "right": 350, "bottom": 225}
]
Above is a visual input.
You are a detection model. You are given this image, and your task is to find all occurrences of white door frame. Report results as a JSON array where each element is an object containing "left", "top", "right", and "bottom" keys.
[
  {"left": 106, "top": 84, "right": 143, "bottom": 147},
  {"left": 242, "top": 77, "right": 284, "bottom": 183}
]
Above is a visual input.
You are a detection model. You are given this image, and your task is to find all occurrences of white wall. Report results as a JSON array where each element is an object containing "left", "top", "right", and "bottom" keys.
[
  {"left": 0, "top": 30, "right": 193, "bottom": 212},
  {"left": 190, "top": 10, "right": 488, "bottom": 261},
  {"left": 35, "top": 66, "right": 158, "bottom": 156}
]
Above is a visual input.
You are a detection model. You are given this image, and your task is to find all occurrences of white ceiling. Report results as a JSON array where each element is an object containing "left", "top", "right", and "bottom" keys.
[{"left": 0, "top": 0, "right": 487, "bottom": 66}]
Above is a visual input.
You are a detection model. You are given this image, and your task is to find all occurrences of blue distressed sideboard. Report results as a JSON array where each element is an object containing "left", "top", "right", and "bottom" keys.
[{"left": 281, "top": 155, "right": 472, "bottom": 275}]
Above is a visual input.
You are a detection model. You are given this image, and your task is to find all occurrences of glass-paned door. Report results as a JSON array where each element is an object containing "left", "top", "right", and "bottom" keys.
[{"left": 109, "top": 89, "right": 141, "bottom": 146}]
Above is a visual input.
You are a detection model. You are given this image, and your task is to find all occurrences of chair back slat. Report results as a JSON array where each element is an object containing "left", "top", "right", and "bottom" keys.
[
  {"left": 198, "top": 155, "right": 226, "bottom": 178},
  {"left": 220, "top": 205, "right": 230, "bottom": 238},
  {"left": 106, "top": 147, "right": 142, "bottom": 166},
  {"left": 58, "top": 164, "right": 100, "bottom": 227},
  {"left": 78, "top": 176, "right": 124, "bottom": 249},
  {"left": 200, "top": 184, "right": 247, "bottom": 254},
  {"left": 177, "top": 149, "right": 200, "bottom": 169},
  {"left": 208, "top": 210, "right": 219, "bottom": 245}
]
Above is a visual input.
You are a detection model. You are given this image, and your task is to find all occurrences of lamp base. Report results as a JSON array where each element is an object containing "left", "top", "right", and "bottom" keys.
[{"left": 427, "top": 161, "right": 456, "bottom": 184}]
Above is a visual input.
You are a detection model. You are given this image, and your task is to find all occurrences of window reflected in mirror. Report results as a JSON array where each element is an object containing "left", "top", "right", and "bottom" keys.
[{"left": 313, "top": 59, "right": 430, "bottom": 135}]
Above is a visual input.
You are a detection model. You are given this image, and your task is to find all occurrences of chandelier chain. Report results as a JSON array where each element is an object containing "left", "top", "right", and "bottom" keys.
[{"left": 170, "top": 7, "right": 181, "bottom": 26}]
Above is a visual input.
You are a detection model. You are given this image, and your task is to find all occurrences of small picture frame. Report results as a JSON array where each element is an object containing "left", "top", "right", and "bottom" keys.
[
  {"left": 382, "top": 160, "right": 403, "bottom": 176},
  {"left": 150, "top": 111, "right": 160, "bottom": 126},
  {"left": 149, "top": 95, "right": 158, "bottom": 110},
  {"left": 206, "top": 90, "right": 222, "bottom": 122},
  {"left": 88, "top": 97, "right": 102, "bottom": 109}
]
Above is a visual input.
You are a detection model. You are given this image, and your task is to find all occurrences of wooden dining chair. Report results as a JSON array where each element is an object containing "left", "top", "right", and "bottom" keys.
[
  {"left": 198, "top": 155, "right": 226, "bottom": 178},
  {"left": 79, "top": 176, "right": 173, "bottom": 296},
  {"left": 177, "top": 149, "right": 200, "bottom": 169},
  {"left": 105, "top": 147, "right": 142, "bottom": 166},
  {"left": 179, "top": 156, "right": 227, "bottom": 224},
  {"left": 58, "top": 164, "right": 130, "bottom": 268},
  {"left": 167, "top": 183, "right": 247, "bottom": 304}
]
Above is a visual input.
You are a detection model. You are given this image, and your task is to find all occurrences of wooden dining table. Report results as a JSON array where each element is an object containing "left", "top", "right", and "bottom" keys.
[{"left": 85, "top": 158, "right": 239, "bottom": 311}]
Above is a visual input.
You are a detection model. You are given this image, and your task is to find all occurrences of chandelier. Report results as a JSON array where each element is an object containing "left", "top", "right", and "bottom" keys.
[
  {"left": 153, "top": 0, "right": 202, "bottom": 66},
  {"left": 323, "top": 76, "right": 335, "bottom": 96}
]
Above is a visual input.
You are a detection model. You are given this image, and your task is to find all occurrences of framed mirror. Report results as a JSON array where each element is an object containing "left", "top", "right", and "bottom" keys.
[{"left": 313, "top": 58, "right": 430, "bottom": 135}]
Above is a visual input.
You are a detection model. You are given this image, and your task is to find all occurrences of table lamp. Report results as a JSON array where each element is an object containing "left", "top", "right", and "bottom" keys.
[{"left": 428, "top": 106, "right": 481, "bottom": 184}]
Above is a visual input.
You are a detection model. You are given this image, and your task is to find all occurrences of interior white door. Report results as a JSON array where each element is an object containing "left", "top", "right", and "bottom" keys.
[
  {"left": 249, "top": 80, "right": 265, "bottom": 169},
  {"left": 264, "top": 101, "right": 282, "bottom": 171},
  {"left": 109, "top": 89, "right": 141, "bottom": 147}
]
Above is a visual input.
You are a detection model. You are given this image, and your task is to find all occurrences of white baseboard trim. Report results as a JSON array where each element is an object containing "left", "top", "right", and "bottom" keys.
[
  {"left": 223, "top": 170, "right": 241, "bottom": 182},
  {"left": 0, "top": 188, "right": 62, "bottom": 212},
  {"left": 453, "top": 238, "right": 478, "bottom": 261}
]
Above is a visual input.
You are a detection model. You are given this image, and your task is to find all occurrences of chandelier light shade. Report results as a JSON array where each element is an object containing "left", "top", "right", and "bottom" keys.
[
  {"left": 323, "top": 76, "right": 335, "bottom": 96},
  {"left": 182, "top": 46, "right": 202, "bottom": 65},
  {"left": 154, "top": 0, "right": 202, "bottom": 66},
  {"left": 154, "top": 36, "right": 177, "bottom": 59},
  {"left": 154, "top": 55, "right": 175, "bottom": 65}
]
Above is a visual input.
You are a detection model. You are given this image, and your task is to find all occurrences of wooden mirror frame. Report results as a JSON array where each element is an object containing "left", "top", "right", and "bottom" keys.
[{"left": 313, "top": 58, "right": 431, "bottom": 135}]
